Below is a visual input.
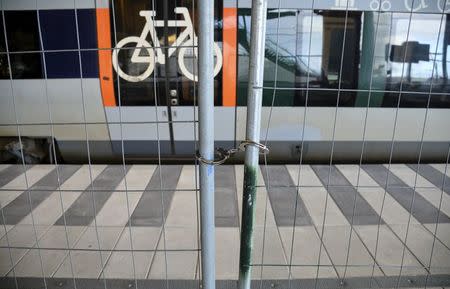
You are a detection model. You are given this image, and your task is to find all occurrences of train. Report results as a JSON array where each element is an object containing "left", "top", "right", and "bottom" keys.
[{"left": 0, "top": 0, "right": 449, "bottom": 164}]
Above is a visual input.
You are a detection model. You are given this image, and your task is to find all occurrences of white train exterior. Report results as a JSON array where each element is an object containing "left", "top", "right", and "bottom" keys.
[{"left": 0, "top": 0, "right": 449, "bottom": 163}]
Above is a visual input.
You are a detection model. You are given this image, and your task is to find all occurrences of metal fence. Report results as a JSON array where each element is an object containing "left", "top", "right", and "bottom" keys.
[{"left": 0, "top": 0, "right": 450, "bottom": 289}]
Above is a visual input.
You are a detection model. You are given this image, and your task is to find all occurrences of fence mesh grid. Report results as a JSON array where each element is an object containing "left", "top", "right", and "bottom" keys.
[{"left": 0, "top": 0, "right": 450, "bottom": 288}]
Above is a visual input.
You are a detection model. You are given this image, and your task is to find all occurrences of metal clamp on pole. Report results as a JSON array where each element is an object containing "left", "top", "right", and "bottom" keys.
[
  {"left": 195, "top": 141, "right": 269, "bottom": 166},
  {"left": 238, "top": 140, "right": 269, "bottom": 155},
  {"left": 195, "top": 147, "right": 234, "bottom": 166}
]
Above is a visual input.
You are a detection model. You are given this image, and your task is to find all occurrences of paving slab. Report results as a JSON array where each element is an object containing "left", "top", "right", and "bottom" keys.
[
  {"left": 58, "top": 165, "right": 106, "bottom": 191},
  {"left": 318, "top": 225, "right": 382, "bottom": 278},
  {"left": 74, "top": 226, "right": 122, "bottom": 250},
  {"left": 335, "top": 165, "right": 380, "bottom": 188},
  {"left": 285, "top": 165, "right": 324, "bottom": 187},
  {"left": 1, "top": 165, "right": 52, "bottom": 191},
  {"left": 53, "top": 251, "right": 110, "bottom": 278},
  {"left": 311, "top": 165, "right": 383, "bottom": 225},
  {"left": 215, "top": 166, "right": 239, "bottom": 227},
  {"left": 19, "top": 191, "right": 81, "bottom": 226},
  {"left": 215, "top": 227, "right": 239, "bottom": 280},
  {"left": 148, "top": 251, "right": 198, "bottom": 279},
  {"left": 37, "top": 226, "right": 86, "bottom": 249},
  {"left": 355, "top": 225, "right": 426, "bottom": 276},
  {"left": 388, "top": 164, "right": 436, "bottom": 189},
  {"left": 115, "top": 165, "right": 156, "bottom": 191},
  {"left": 408, "top": 164, "right": 450, "bottom": 196},
  {"left": 114, "top": 226, "right": 161, "bottom": 250},
  {"left": 251, "top": 227, "right": 289, "bottom": 279},
  {"left": 278, "top": 226, "right": 337, "bottom": 279},
  {"left": 424, "top": 223, "right": 450, "bottom": 248},
  {"left": 0, "top": 225, "right": 49, "bottom": 247},
  {"left": 392, "top": 224, "right": 450, "bottom": 275},
  {"left": 0, "top": 248, "right": 28, "bottom": 276},
  {"left": 103, "top": 251, "right": 153, "bottom": 279},
  {"left": 0, "top": 165, "right": 31, "bottom": 188},
  {"left": 296, "top": 186, "right": 349, "bottom": 227},
  {"left": 261, "top": 165, "right": 312, "bottom": 227},
  {"left": 9, "top": 249, "right": 67, "bottom": 277},
  {"left": 55, "top": 165, "right": 130, "bottom": 226},
  {"left": 1, "top": 165, "right": 81, "bottom": 225},
  {"left": 415, "top": 187, "right": 450, "bottom": 218},
  {"left": 128, "top": 165, "right": 182, "bottom": 226},
  {"left": 362, "top": 165, "right": 450, "bottom": 224},
  {"left": 0, "top": 191, "right": 23, "bottom": 209},
  {"left": 157, "top": 226, "right": 198, "bottom": 250},
  {"left": 94, "top": 191, "right": 142, "bottom": 227},
  {"left": 0, "top": 225, "right": 13, "bottom": 240},
  {"left": 431, "top": 163, "right": 450, "bottom": 178}
]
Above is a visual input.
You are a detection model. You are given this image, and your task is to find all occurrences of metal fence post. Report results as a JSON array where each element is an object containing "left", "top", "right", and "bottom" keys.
[
  {"left": 198, "top": 0, "right": 216, "bottom": 289},
  {"left": 238, "top": 0, "right": 268, "bottom": 289}
]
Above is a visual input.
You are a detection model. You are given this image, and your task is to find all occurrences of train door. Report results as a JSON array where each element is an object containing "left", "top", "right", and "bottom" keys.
[{"left": 105, "top": 0, "right": 224, "bottom": 158}]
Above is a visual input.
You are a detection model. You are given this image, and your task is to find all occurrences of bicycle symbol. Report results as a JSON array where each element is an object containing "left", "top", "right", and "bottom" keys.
[
  {"left": 404, "top": 0, "right": 428, "bottom": 12},
  {"left": 370, "top": 0, "right": 391, "bottom": 11},
  {"left": 438, "top": 0, "right": 450, "bottom": 12},
  {"left": 112, "top": 7, "right": 223, "bottom": 82}
]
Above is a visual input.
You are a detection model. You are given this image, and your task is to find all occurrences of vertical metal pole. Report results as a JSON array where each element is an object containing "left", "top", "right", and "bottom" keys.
[
  {"left": 198, "top": 0, "right": 215, "bottom": 289},
  {"left": 238, "top": 0, "right": 268, "bottom": 289}
]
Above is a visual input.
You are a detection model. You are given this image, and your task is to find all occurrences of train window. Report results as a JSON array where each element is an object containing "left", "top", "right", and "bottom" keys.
[
  {"left": 111, "top": 0, "right": 222, "bottom": 106},
  {"left": 4, "top": 11, "right": 43, "bottom": 79},
  {"left": 38, "top": 9, "right": 98, "bottom": 78},
  {"left": 237, "top": 9, "right": 361, "bottom": 107},
  {"left": 237, "top": 7, "right": 450, "bottom": 108},
  {"left": 0, "top": 14, "right": 9, "bottom": 79}
]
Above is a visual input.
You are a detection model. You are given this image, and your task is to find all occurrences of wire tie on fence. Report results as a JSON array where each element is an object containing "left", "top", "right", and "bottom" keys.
[{"left": 195, "top": 140, "right": 269, "bottom": 166}]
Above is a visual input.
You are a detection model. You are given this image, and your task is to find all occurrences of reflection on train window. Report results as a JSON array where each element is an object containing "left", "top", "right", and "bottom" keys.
[
  {"left": 9, "top": 53, "right": 43, "bottom": 79},
  {"left": 5, "top": 11, "right": 43, "bottom": 79},
  {"left": 0, "top": 15, "right": 9, "bottom": 79},
  {"left": 5, "top": 11, "right": 40, "bottom": 51},
  {"left": 237, "top": 9, "right": 450, "bottom": 108},
  {"left": 238, "top": 9, "right": 361, "bottom": 106},
  {"left": 111, "top": 0, "right": 222, "bottom": 106}
]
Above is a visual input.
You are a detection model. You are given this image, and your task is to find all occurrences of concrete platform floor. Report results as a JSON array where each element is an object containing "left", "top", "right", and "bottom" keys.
[{"left": 0, "top": 163, "right": 449, "bottom": 289}]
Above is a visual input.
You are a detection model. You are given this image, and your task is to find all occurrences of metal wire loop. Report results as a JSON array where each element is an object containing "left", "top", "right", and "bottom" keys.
[
  {"left": 239, "top": 140, "right": 270, "bottom": 155},
  {"left": 195, "top": 141, "right": 269, "bottom": 166},
  {"left": 195, "top": 147, "right": 233, "bottom": 166}
]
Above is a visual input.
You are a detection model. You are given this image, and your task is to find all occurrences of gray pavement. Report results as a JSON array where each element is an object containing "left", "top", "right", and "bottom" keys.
[{"left": 0, "top": 163, "right": 449, "bottom": 289}]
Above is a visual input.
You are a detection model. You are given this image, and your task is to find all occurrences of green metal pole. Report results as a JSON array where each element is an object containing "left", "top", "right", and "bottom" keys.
[{"left": 238, "top": 0, "right": 268, "bottom": 288}]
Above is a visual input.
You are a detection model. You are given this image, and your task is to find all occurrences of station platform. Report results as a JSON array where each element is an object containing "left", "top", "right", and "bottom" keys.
[{"left": 0, "top": 163, "right": 449, "bottom": 289}]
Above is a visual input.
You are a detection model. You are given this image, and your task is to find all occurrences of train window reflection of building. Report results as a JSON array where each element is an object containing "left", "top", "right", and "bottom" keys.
[{"left": 4, "top": 11, "right": 43, "bottom": 79}]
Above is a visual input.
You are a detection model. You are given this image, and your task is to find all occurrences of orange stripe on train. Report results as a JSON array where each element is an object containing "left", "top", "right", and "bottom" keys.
[
  {"left": 96, "top": 8, "right": 116, "bottom": 107},
  {"left": 222, "top": 7, "right": 237, "bottom": 107}
]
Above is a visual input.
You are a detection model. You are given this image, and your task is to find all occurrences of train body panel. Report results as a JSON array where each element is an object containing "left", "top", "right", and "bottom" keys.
[{"left": 0, "top": 0, "right": 449, "bottom": 163}]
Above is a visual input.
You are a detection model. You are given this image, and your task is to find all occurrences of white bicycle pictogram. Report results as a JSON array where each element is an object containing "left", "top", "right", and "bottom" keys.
[
  {"left": 404, "top": 0, "right": 428, "bottom": 12},
  {"left": 438, "top": 0, "right": 450, "bottom": 12},
  {"left": 112, "top": 7, "right": 223, "bottom": 82}
]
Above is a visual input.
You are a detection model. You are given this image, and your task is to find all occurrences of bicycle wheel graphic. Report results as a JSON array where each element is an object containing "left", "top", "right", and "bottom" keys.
[
  {"left": 438, "top": 0, "right": 450, "bottom": 12},
  {"left": 112, "top": 36, "right": 155, "bottom": 82},
  {"left": 178, "top": 41, "right": 223, "bottom": 82},
  {"left": 404, "top": 0, "right": 427, "bottom": 12}
]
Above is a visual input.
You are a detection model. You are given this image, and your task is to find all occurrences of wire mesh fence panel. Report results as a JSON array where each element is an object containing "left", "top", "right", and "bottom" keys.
[{"left": 0, "top": 0, "right": 449, "bottom": 289}]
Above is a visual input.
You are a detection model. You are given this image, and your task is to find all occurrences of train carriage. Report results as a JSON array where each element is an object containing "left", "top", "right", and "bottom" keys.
[{"left": 0, "top": 0, "right": 449, "bottom": 163}]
